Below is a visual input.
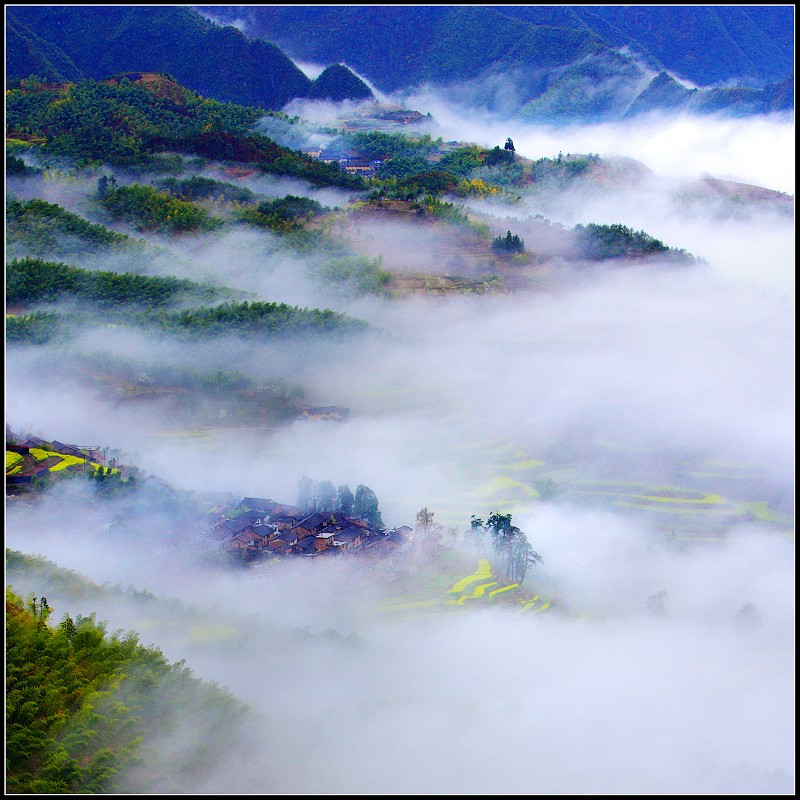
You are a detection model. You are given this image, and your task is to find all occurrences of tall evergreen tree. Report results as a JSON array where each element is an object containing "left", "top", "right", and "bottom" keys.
[{"left": 354, "top": 485, "right": 384, "bottom": 529}]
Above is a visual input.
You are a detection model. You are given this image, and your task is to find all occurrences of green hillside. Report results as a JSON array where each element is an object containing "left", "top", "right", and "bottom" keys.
[{"left": 6, "top": 579, "right": 252, "bottom": 793}]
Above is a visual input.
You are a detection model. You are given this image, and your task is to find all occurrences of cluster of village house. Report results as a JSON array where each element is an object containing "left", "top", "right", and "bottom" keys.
[
  {"left": 6, "top": 431, "right": 414, "bottom": 564},
  {"left": 6, "top": 434, "right": 109, "bottom": 487},
  {"left": 303, "top": 147, "right": 384, "bottom": 177},
  {"left": 205, "top": 496, "right": 413, "bottom": 562}
]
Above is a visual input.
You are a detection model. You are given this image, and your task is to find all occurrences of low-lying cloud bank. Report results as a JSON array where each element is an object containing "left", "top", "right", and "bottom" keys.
[
  {"left": 6, "top": 85, "right": 793, "bottom": 794},
  {"left": 6, "top": 487, "right": 794, "bottom": 794}
]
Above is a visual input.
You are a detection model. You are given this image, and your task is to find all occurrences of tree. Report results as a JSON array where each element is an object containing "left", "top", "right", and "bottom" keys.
[
  {"left": 315, "top": 480, "right": 337, "bottom": 512},
  {"left": 296, "top": 475, "right": 315, "bottom": 513},
  {"left": 464, "top": 515, "right": 486, "bottom": 549},
  {"left": 646, "top": 591, "right": 669, "bottom": 618},
  {"left": 484, "top": 145, "right": 514, "bottom": 166},
  {"left": 504, "top": 137, "right": 515, "bottom": 152},
  {"left": 492, "top": 230, "right": 525, "bottom": 254},
  {"left": 446, "top": 526, "right": 459, "bottom": 547},
  {"left": 468, "top": 512, "right": 542, "bottom": 583},
  {"left": 533, "top": 477, "right": 560, "bottom": 500},
  {"left": 415, "top": 507, "right": 443, "bottom": 550},
  {"left": 336, "top": 484, "right": 354, "bottom": 515},
  {"left": 354, "top": 484, "right": 384, "bottom": 529}
]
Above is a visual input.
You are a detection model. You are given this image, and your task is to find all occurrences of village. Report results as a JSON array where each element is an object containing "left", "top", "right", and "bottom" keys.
[
  {"left": 201, "top": 494, "right": 413, "bottom": 563},
  {"left": 6, "top": 428, "right": 416, "bottom": 567}
]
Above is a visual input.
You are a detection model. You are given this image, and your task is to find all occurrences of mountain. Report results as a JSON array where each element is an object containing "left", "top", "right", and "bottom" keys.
[
  {"left": 307, "top": 64, "right": 374, "bottom": 103},
  {"left": 5, "top": 6, "right": 371, "bottom": 109},
  {"left": 490, "top": 5, "right": 794, "bottom": 87},
  {"left": 194, "top": 5, "right": 794, "bottom": 120},
  {"left": 6, "top": 11, "right": 84, "bottom": 84},
  {"left": 205, "top": 5, "right": 793, "bottom": 91}
]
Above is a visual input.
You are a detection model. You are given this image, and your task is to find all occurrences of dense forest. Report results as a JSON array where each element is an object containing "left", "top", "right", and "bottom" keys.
[
  {"left": 6, "top": 76, "right": 366, "bottom": 188},
  {"left": 7, "top": 257, "right": 223, "bottom": 309},
  {"left": 6, "top": 579, "right": 252, "bottom": 793},
  {"left": 7, "top": 198, "right": 137, "bottom": 257},
  {"left": 7, "top": 5, "right": 791, "bottom": 125},
  {"left": 6, "top": 5, "right": 373, "bottom": 109},
  {"left": 192, "top": 5, "right": 793, "bottom": 118}
]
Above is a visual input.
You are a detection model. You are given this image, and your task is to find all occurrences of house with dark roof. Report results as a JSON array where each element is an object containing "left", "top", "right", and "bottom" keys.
[
  {"left": 268, "top": 529, "right": 298, "bottom": 548},
  {"left": 330, "top": 524, "right": 365, "bottom": 552},
  {"left": 314, "top": 529, "right": 338, "bottom": 551},
  {"left": 236, "top": 509, "right": 271, "bottom": 527},
  {"left": 361, "top": 528, "right": 409, "bottom": 560},
  {"left": 49, "top": 441, "right": 87, "bottom": 458},
  {"left": 20, "top": 436, "right": 49, "bottom": 448},
  {"left": 389, "top": 525, "right": 413, "bottom": 540},
  {"left": 214, "top": 512, "right": 265, "bottom": 543},
  {"left": 224, "top": 529, "right": 268, "bottom": 553},
  {"left": 300, "top": 406, "right": 350, "bottom": 421},
  {"left": 269, "top": 513, "right": 301, "bottom": 531},
  {"left": 294, "top": 536, "right": 321, "bottom": 556},
  {"left": 291, "top": 512, "right": 348, "bottom": 541},
  {"left": 241, "top": 497, "right": 282, "bottom": 514}
]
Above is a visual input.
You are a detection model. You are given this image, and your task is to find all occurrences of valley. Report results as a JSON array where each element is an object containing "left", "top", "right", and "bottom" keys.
[{"left": 5, "top": 5, "right": 794, "bottom": 796}]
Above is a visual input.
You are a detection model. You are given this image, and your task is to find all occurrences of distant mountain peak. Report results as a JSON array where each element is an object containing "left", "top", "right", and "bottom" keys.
[{"left": 307, "top": 63, "right": 375, "bottom": 103}]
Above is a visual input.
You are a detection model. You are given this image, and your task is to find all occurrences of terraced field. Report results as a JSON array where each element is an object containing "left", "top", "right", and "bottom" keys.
[
  {"left": 6, "top": 447, "right": 119, "bottom": 481},
  {"left": 373, "top": 556, "right": 554, "bottom": 620}
]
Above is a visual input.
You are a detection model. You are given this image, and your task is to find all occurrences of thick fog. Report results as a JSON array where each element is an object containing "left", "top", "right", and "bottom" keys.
[{"left": 6, "top": 90, "right": 794, "bottom": 794}]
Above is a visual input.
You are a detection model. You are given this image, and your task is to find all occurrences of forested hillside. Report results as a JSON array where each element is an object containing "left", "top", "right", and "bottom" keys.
[
  {"left": 6, "top": 74, "right": 366, "bottom": 187},
  {"left": 6, "top": 5, "right": 372, "bottom": 108},
  {"left": 204, "top": 4, "right": 793, "bottom": 90},
  {"left": 4, "top": 7, "right": 794, "bottom": 795},
  {"left": 6, "top": 579, "right": 252, "bottom": 793}
]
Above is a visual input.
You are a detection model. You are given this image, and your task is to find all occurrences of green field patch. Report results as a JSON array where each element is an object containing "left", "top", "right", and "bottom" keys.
[
  {"left": 732, "top": 501, "right": 783, "bottom": 522},
  {"left": 23, "top": 447, "right": 119, "bottom": 475},
  {"left": 575, "top": 479, "right": 699, "bottom": 495},
  {"left": 186, "top": 623, "right": 239, "bottom": 643},
  {"left": 518, "top": 595, "right": 542, "bottom": 613},
  {"left": 699, "top": 457, "right": 759, "bottom": 471},
  {"left": 614, "top": 501, "right": 723, "bottom": 514},
  {"left": 446, "top": 595, "right": 469, "bottom": 606},
  {"left": 6, "top": 451, "right": 23, "bottom": 469},
  {"left": 474, "top": 475, "right": 541, "bottom": 500},
  {"left": 468, "top": 580, "right": 498, "bottom": 598},
  {"left": 49, "top": 453, "right": 86, "bottom": 471},
  {"left": 446, "top": 559, "right": 493, "bottom": 593},
  {"left": 8, "top": 465, "right": 23, "bottom": 475},
  {"left": 615, "top": 492, "right": 726, "bottom": 505},
  {"left": 488, "top": 584, "right": 519, "bottom": 600},
  {"left": 500, "top": 459, "right": 546, "bottom": 470}
]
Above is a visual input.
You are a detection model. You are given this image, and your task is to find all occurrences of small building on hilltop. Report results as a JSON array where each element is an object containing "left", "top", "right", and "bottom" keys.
[{"left": 300, "top": 406, "right": 350, "bottom": 421}]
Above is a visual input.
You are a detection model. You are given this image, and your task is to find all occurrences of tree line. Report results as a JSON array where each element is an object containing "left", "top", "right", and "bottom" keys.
[
  {"left": 5, "top": 77, "right": 367, "bottom": 189},
  {"left": 7, "top": 256, "right": 221, "bottom": 309},
  {"left": 6, "top": 585, "right": 250, "bottom": 792},
  {"left": 296, "top": 476, "right": 385, "bottom": 529},
  {"left": 574, "top": 222, "right": 696, "bottom": 263},
  {"left": 7, "top": 198, "right": 136, "bottom": 258}
]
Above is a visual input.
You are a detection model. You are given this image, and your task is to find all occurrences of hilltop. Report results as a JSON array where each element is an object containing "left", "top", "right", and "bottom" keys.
[
  {"left": 6, "top": 6, "right": 373, "bottom": 108},
  {"left": 195, "top": 5, "right": 794, "bottom": 120}
]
